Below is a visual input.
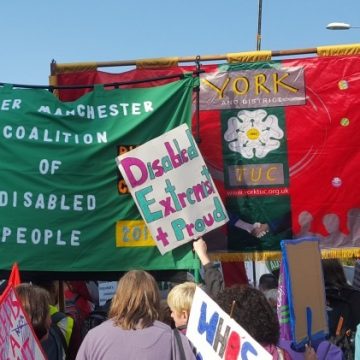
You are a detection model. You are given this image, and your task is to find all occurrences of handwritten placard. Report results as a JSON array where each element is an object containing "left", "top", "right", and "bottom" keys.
[
  {"left": 116, "top": 124, "right": 228, "bottom": 254},
  {"left": 98, "top": 281, "right": 117, "bottom": 306},
  {"left": 187, "top": 287, "right": 272, "bottom": 360},
  {"left": 281, "top": 237, "right": 328, "bottom": 348},
  {"left": 0, "top": 287, "right": 46, "bottom": 360}
]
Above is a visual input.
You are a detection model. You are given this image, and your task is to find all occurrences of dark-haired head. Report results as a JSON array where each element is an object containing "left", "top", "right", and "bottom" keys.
[
  {"left": 216, "top": 285, "right": 280, "bottom": 346},
  {"left": 258, "top": 273, "right": 278, "bottom": 292}
]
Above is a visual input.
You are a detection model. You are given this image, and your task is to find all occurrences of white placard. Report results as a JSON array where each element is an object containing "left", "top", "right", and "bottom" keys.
[
  {"left": 0, "top": 287, "right": 46, "bottom": 359},
  {"left": 187, "top": 287, "right": 272, "bottom": 360},
  {"left": 98, "top": 281, "right": 117, "bottom": 306},
  {"left": 116, "top": 124, "right": 228, "bottom": 254}
]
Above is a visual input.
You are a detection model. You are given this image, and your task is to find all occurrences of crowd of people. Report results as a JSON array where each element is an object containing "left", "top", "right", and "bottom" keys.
[{"left": 3, "top": 238, "right": 360, "bottom": 359}]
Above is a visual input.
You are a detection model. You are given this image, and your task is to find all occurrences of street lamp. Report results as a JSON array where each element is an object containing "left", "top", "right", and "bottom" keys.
[
  {"left": 326, "top": 22, "right": 360, "bottom": 30},
  {"left": 256, "top": 0, "right": 263, "bottom": 50}
]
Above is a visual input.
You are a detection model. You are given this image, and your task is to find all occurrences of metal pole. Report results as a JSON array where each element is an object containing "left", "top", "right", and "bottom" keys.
[
  {"left": 51, "top": 47, "right": 320, "bottom": 73},
  {"left": 252, "top": 0, "right": 263, "bottom": 288},
  {"left": 256, "top": 0, "right": 263, "bottom": 51}
]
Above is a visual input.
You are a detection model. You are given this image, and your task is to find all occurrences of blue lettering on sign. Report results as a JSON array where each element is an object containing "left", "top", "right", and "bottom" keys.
[
  {"left": 196, "top": 300, "right": 261, "bottom": 359},
  {"left": 197, "top": 301, "right": 219, "bottom": 345},
  {"left": 241, "top": 342, "right": 258, "bottom": 360}
]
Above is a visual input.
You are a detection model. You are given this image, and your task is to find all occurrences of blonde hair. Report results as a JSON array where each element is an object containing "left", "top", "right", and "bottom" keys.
[
  {"left": 109, "top": 270, "right": 160, "bottom": 330},
  {"left": 167, "top": 281, "right": 197, "bottom": 315}
]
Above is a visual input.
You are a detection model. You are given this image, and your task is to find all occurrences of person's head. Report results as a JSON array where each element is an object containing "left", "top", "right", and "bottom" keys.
[
  {"left": 322, "top": 214, "right": 340, "bottom": 233},
  {"left": 216, "top": 285, "right": 280, "bottom": 346},
  {"left": 322, "top": 258, "right": 348, "bottom": 288},
  {"left": 167, "top": 281, "right": 197, "bottom": 328},
  {"left": 15, "top": 283, "right": 51, "bottom": 341},
  {"left": 263, "top": 288, "right": 278, "bottom": 311},
  {"left": 258, "top": 273, "right": 278, "bottom": 292},
  {"left": 109, "top": 270, "right": 160, "bottom": 330},
  {"left": 298, "top": 210, "right": 313, "bottom": 229},
  {"left": 347, "top": 208, "right": 360, "bottom": 232}
]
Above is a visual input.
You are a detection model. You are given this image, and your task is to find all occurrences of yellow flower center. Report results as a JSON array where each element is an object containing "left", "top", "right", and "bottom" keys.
[{"left": 246, "top": 128, "right": 260, "bottom": 140}]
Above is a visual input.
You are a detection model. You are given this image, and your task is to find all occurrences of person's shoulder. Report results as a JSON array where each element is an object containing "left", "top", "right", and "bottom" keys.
[
  {"left": 153, "top": 320, "right": 173, "bottom": 332},
  {"left": 316, "top": 340, "right": 343, "bottom": 360},
  {"left": 86, "top": 319, "right": 113, "bottom": 335}
]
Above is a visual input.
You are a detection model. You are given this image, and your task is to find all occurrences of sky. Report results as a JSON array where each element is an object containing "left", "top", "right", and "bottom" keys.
[{"left": 0, "top": 0, "right": 359, "bottom": 85}]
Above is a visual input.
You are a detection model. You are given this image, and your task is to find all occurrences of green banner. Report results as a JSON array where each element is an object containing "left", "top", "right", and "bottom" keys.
[{"left": 0, "top": 77, "right": 200, "bottom": 272}]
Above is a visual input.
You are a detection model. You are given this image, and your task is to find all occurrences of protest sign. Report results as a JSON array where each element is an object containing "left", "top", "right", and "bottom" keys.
[
  {"left": 116, "top": 124, "right": 228, "bottom": 254},
  {"left": 187, "top": 287, "right": 271, "bottom": 360},
  {"left": 281, "top": 237, "right": 328, "bottom": 348},
  {"left": 0, "top": 287, "right": 46, "bottom": 360},
  {"left": 0, "top": 263, "right": 21, "bottom": 302},
  {"left": 98, "top": 281, "right": 117, "bottom": 306}
]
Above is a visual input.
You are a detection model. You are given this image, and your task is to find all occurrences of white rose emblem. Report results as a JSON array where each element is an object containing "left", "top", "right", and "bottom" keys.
[{"left": 224, "top": 109, "right": 284, "bottom": 159}]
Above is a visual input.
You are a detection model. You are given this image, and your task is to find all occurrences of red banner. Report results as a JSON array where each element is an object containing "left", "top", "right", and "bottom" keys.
[{"left": 53, "top": 55, "right": 360, "bottom": 259}]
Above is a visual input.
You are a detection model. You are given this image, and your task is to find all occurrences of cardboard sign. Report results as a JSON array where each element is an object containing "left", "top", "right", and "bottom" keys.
[
  {"left": 0, "top": 287, "right": 46, "bottom": 360},
  {"left": 281, "top": 237, "right": 328, "bottom": 348},
  {"left": 116, "top": 124, "right": 228, "bottom": 254},
  {"left": 187, "top": 287, "right": 271, "bottom": 360}
]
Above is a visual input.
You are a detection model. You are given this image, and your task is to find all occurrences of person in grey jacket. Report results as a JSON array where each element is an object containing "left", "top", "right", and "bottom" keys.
[
  {"left": 193, "top": 237, "right": 224, "bottom": 299},
  {"left": 76, "top": 270, "right": 195, "bottom": 360}
]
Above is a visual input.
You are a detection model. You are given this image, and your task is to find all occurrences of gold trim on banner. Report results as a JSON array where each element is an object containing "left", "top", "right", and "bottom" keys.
[
  {"left": 136, "top": 57, "right": 179, "bottom": 68},
  {"left": 48, "top": 75, "right": 59, "bottom": 97},
  {"left": 209, "top": 248, "right": 360, "bottom": 262},
  {"left": 317, "top": 44, "right": 360, "bottom": 56},
  {"left": 226, "top": 50, "right": 272, "bottom": 63},
  {"left": 50, "top": 43, "right": 360, "bottom": 74},
  {"left": 320, "top": 248, "right": 360, "bottom": 259},
  {"left": 53, "top": 62, "right": 98, "bottom": 74},
  {"left": 209, "top": 251, "right": 282, "bottom": 262},
  {"left": 49, "top": 75, "right": 57, "bottom": 87}
]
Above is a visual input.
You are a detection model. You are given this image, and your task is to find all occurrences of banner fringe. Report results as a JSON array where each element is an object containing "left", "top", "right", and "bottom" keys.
[
  {"left": 52, "top": 62, "right": 98, "bottom": 74},
  {"left": 209, "top": 248, "right": 360, "bottom": 262},
  {"left": 209, "top": 251, "right": 282, "bottom": 262},
  {"left": 317, "top": 44, "right": 360, "bottom": 56},
  {"left": 320, "top": 248, "right": 360, "bottom": 259},
  {"left": 50, "top": 43, "right": 360, "bottom": 74},
  {"left": 226, "top": 50, "right": 272, "bottom": 63},
  {"left": 136, "top": 57, "right": 179, "bottom": 68},
  {"left": 48, "top": 75, "right": 59, "bottom": 97}
]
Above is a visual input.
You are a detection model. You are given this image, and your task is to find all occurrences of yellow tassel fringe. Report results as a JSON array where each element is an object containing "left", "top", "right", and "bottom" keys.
[{"left": 209, "top": 248, "right": 360, "bottom": 262}]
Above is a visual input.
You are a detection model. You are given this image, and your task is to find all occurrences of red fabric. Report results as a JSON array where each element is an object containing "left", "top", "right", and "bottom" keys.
[
  {"left": 8, "top": 263, "right": 21, "bottom": 287},
  {"left": 0, "top": 263, "right": 21, "bottom": 302},
  {"left": 56, "top": 67, "right": 200, "bottom": 101},
  {"left": 54, "top": 57, "right": 360, "bottom": 248},
  {"left": 65, "top": 281, "right": 93, "bottom": 320},
  {"left": 263, "top": 344, "right": 292, "bottom": 360},
  {"left": 221, "top": 261, "right": 248, "bottom": 287},
  {"left": 283, "top": 56, "right": 360, "bottom": 236},
  {"left": 64, "top": 281, "right": 94, "bottom": 358}
]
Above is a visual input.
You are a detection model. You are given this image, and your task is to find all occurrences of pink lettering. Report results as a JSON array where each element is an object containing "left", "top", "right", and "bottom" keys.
[{"left": 120, "top": 157, "right": 148, "bottom": 188}]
